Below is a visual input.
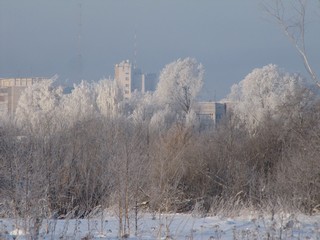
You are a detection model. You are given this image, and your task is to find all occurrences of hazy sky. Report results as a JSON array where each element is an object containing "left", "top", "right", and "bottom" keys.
[{"left": 0, "top": 0, "right": 319, "bottom": 99}]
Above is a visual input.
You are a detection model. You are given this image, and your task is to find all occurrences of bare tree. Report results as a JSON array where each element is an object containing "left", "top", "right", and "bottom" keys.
[{"left": 263, "top": 0, "right": 319, "bottom": 86}]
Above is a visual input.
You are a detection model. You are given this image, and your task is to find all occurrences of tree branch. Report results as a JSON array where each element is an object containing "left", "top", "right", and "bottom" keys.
[{"left": 263, "top": 0, "right": 320, "bottom": 87}]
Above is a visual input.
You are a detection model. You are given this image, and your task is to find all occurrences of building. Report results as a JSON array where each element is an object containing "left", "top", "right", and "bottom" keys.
[
  {"left": 194, "top": 102, "right": 227, "bottom": 129},
  {"left": 0, "top": 77, "right": 48, "bottom": 115},
  {"left": 114, "top": 60, "right": 157, "bottom": 98}
]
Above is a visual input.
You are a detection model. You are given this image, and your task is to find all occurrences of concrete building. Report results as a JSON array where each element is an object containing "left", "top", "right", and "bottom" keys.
[
  {"left": 114, "top": 60, "right": 157, "bottom": 98},
  {"left": 194, "top": 102, "right": 227, "bottom": 129},
  {"left": 0, "top": 77, "right": 48, "bottom": 115}
]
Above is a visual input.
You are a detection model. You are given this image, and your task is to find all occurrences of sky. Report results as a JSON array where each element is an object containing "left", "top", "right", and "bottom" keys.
[{"left": 0, "top": 0, "right": 319, "bottom": 100}]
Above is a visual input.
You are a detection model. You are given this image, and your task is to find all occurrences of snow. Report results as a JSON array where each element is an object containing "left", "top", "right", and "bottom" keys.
[
  {"left": 155, "top": 57, "right": 204, "bottom": 114},
  {"left": 226, "top": 64, "right": 309, "bottom": 131},
  {"left": 1, "top": 212, "right": 319, "bottom": 239}
]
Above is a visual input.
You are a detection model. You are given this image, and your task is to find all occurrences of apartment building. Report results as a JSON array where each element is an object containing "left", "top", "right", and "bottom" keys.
[
  {"left": 194, "top": 102, "right": 227, "bottom": 129},
  {"left": 114, "top": 60, "right": 157, "bottom": 99},
  {"left": 0, "top": 77, "right": 48, "bottom": 115}
]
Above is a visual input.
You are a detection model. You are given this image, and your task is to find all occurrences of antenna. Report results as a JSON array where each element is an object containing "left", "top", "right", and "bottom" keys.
[
  {"left": 133, "top": 26, "right": 137, "bottom": 69},
  {"left": 77, "top": 0, "right": 83, "bottom": 81}
]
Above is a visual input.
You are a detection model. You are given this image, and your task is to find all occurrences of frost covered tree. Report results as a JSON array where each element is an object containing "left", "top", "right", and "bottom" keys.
[
  {"left": 95, "top": 78, "right": 123, "bottom": 118},
  {"left": 15, "top": 78, "right": 63, "bottom": 134},
  {"left": 129, "top": 92, "right": 156, "bottom": 123},
  {"left": 61, "top": 81, "right": 98, "bottom": 126},
  {"left": 149, "top": 105, "right": 176, "bottom": 134},
  {"left": 227, "top": 64, "right": 307, "bottom": 130},
  {"left": 155, "top": 58, "right": 204, "bottom": 115}
]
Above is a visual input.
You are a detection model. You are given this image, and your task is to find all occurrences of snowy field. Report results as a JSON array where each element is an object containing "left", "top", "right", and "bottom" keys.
[{"left": 0, "top": 212, "right": 319, "bottom": 239}]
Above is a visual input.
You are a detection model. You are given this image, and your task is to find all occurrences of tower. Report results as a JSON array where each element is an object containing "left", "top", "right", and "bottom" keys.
[
  {"left": 133, "top": 28, "right": 137, "bottom": 69},
  {"left": 77, "top": 0, "right": 83, "bottom": 81}
]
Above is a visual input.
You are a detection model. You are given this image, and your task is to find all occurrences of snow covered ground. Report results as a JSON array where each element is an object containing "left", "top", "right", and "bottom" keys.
[{"left": 0, "top": 212, "right": 319, "bottom": 239}]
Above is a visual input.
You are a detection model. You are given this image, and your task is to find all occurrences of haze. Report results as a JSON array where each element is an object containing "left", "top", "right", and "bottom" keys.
[{"left": 0, "top": 0, "right": 319, "bottom": 99}]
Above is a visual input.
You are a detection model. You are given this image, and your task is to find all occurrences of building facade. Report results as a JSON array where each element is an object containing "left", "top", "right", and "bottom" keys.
[
  {"left": 114, "top": 60, "right": 157, "bottom": 98},
  {"left": 0, "top": 77, "right": 48, "bottom": 115},
  {"left": 194, "top": 102, "right": 227, "bottom": 129}
]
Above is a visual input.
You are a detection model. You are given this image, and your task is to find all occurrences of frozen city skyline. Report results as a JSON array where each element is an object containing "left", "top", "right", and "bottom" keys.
[{"left": 0, "top": 0, "right": 319, "bottom": 99}]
